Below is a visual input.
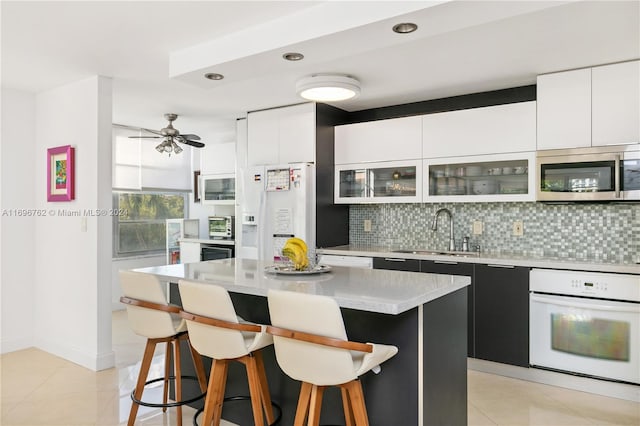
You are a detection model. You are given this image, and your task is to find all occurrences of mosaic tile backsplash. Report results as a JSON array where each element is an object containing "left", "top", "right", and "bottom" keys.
[{"left": 349, "top": 203, "right": 640, "bottom": 263}]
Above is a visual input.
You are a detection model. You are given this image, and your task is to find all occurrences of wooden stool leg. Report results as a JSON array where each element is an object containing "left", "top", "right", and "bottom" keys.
[
  {"left": 203, "top": 359, "right": 229, "bottom": 426},
  {"left": 245, "top": 355, "right": 265, "bottom": 426},
  {"left": 187, "top": 337, "right": 208, "bottom": 393},
  {"left": 174, "top": 337, "right": 183, "bottom": 426},
  {"left": 163, "top": 341, "right": 171, "bottom": 412},
  {"left": 346, "top": 380, "right": 369, "bottom": 426},
  {"left": 128, "top": 339, "right": 157, "bottom": 426},
  {"left": 340, "top": 385, "right": 355, "bottom": 426},
  {"left": 308, "top": 385, "right": 325, "bottom": 426},
  {"left": 253, "top": 351, "right": 275, "bottom": 424},
  {"left": 294, "top": 382, "right": 312, "bottom": 426}
]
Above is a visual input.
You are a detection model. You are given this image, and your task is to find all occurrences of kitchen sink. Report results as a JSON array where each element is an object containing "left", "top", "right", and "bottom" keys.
[{"left": 392, "top": 249, "right": 480, "bottom": 258}]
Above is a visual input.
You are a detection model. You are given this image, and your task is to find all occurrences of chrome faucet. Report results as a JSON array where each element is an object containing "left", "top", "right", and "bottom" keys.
[{"left": 431, "top": 208, "right": 455, "bottom": 251}]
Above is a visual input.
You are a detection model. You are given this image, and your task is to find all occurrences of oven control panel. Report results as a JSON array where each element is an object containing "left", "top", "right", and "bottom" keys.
[{"left": 530, "top": 269, "right": 640, "bottom": 302}]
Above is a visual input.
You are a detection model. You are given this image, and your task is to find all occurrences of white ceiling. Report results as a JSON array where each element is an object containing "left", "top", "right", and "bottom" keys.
[{"left": 2, "top": 1, "right": 639, "bottom": 143}]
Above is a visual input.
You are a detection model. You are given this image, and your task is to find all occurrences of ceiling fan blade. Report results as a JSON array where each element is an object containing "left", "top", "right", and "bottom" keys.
[
  {"left": 180, "top": 134, "right": 201, "bottom": 141},
  {"left": 128, "top": 136, "right": 160, "bottom": 139},
  {"left": 140, "top": 127, "right": 163, "bottom": 136},
  {"left": 180, "top": 139, "right": 205, "bottom": 148}
]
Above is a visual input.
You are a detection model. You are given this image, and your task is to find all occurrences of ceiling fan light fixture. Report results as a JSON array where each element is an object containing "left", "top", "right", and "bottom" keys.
[
  {"left": 296, "top": 74, "right": 360, "bottom": 102},
  {"left": 172, "top": 141, "right": 183, "bottom": 154}
]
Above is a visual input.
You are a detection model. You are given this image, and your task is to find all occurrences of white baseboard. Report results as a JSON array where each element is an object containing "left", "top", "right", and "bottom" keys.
[
  {"left": 35, "top": 337, "right": 115, "bottom": 372},
  {"left": 0, "top": 337, "right": 34, "bottom": 354},
  {"left": 468, "top": 358, "right": 640, "bottom": 402}
]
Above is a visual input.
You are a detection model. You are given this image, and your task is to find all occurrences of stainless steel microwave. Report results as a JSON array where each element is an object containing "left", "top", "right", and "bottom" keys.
[
  {"left": 208, "top": 216, "right": 235, "bottom": 239},
  {"left": 536, "top": 145, "right": 640, "bottom": 201}
]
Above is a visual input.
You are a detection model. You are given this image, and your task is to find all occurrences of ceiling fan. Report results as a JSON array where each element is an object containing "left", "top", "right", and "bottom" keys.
[{"left": 129, "top": 113, "right": 205, "bottom": 155}]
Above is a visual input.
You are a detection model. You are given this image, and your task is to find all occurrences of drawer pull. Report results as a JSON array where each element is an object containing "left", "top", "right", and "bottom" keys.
[
  {"left": 383, "top": 258, "right": 406, "bottom": 262},
  {"left": 486, "top": 264, "right": 515, "bottom": 269},
  {"left": 434, "top": 260, "right": 458, "bottom": 265}
]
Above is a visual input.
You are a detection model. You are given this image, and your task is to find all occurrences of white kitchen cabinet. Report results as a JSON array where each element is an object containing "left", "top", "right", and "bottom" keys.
[
  {"left": 335, "top": 159, "right": 422, "bottom": 204},
  {"left": 423, "top": 152, "right": 536, "bottom": 203},
  {"left": 537, "top": 68, "right": 592, "bottom": 150},
  {"left": 180, "top": 241, "right": 202, "bottom": 263},
  {"left": 201, "top": 173, "right": 235, "bottom": 205},
  {"left": 247, "top": 103, "right": 315, "bottom": 166},
  {"left": 592, "top": 60, "right": 640, "bottom": 146},
  {"left": 422, "top": 101, "right": 536, "bottom": 158},
  {"left": 537, "top": 61, "right": 640, "bottom": 150},
  {"left": 334, "top": 116, "right": 422, "bottom": 164},
  {"left": 200, "top": 142, "right": 236, "bottom": 175}
]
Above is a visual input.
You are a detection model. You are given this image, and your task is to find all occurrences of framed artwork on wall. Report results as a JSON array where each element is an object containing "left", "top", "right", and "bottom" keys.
[{"left": 47, "top": 145, "right": 75, "bottom": 202}]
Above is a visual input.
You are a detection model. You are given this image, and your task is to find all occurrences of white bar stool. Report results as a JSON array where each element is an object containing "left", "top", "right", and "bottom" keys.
[
  {"left": 178, "top": 280, "right": 277, "bottom": 426},
  {"left": 266, "top": 289, "right": 398, "bottom": 426},
  {"left": 119, "top": 271, "right": 207, "bottom": 426}
]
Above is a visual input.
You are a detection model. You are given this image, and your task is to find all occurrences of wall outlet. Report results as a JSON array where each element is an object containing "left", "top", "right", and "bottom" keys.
[
  {"left": 364, "top": 219, "right": 372, "bottom": 232},
  {"left": 472, "top": 220, "right": 483, "bottom": 235},
  {"left": 513, "top": 221, "right": 524, "bottom": 236}
]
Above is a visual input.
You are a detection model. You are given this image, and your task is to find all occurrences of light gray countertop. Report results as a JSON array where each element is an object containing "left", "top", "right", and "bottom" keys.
[
  {"left": 132, "top": 258, "right": 471, "bottom": 315},
  {"left": 317, "top": 245, "right": 640, "bottom": 275}
]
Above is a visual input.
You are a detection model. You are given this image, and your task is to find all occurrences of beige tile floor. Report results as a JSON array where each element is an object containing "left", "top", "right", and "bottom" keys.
[{"left": 0, "top": 310, "right": 637, "bottom": 426}]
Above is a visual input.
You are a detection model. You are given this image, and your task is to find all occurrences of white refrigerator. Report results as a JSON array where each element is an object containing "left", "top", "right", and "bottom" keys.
[{"left": 237, "top": 163, "right": 316, "bottom": 262}]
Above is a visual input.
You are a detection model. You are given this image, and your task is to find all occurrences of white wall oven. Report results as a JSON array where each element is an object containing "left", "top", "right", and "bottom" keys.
[
  {"left": 530, "top": 269, "right": 640, "bottom": 384},
  {"left": 536, "top": 145, "right": 640, "bottom": 201}
]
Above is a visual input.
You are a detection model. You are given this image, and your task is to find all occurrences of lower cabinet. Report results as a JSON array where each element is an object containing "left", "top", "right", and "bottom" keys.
[
  {"left": 373, "top": 257, "right": 420, "bottom": 272},
  {"left": 374, "top": 256, "right": 530, "bottom": 367},
  {"left": 474, "top": 264, "right": 530, "bottom": 367},
  {"left": 420, "top": 260, "right": 475, "bottom": 357}
]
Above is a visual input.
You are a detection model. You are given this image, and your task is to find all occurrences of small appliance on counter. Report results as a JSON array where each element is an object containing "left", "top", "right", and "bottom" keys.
[{"left": 208, "top": 215, "right": 235, "bottom": 239}]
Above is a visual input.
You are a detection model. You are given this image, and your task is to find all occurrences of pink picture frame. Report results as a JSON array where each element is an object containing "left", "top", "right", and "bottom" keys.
[{"left": 47, "top": 145, "right": 75, "bottom": 202}]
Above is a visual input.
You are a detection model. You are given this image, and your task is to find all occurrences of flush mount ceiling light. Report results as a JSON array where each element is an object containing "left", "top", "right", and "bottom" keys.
[
  {"left": 204, "top": 72, "right": 224, "bottom": 80},
  {"left": 392, "top": 22, "right": 418, "bottom": 34},
  {"left": 296, "top": 74, "right": 360, "bottom": 102}
]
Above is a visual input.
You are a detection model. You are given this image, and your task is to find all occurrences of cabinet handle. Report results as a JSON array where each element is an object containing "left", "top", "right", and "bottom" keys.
[
  {"left": 434, "top": 260, "right": 458, "bottom": 265},
  {"left": 383, "top": 258, "right": 406, "bottom": 262},
  {"left": 486, "top": 264, "right": 515, "bottom": 269}
]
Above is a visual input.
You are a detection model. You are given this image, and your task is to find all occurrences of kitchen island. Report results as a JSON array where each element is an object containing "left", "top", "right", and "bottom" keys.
[{"left": 132, "top": 259, "right": 471, "bottom": 425}]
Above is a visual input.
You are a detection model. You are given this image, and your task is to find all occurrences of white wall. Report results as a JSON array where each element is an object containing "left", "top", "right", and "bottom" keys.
[
  {"left": 0, "top": 88, "right": 37, "bottom": 353},
  {"left": 33, "top": 76, "right": 114, "bottom": 371}
]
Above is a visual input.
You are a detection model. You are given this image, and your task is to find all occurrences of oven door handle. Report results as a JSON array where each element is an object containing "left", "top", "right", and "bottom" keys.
[{"left": 530, "top": 294, "right": 640, "bottom": 314}]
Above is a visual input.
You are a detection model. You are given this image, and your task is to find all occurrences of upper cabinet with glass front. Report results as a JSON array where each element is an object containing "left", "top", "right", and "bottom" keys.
[
  {"left": 335, "top": 160, "right": 422, "bottom": 204},
  {"left": 423, "top": 152, "right": 536, "bottom": 202}
]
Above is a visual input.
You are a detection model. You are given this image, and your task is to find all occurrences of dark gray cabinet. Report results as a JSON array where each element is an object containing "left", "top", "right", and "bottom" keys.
[
  {"left": 420, "top": 260, "right": 475, "bottom": 357},
  {"left": 373, "top": 257, "right": 420, "bottom": 272},
  {"left": 375, "top": 256, "right": 530, "bottom": 367},
  {"left": 474, "top": 263, "right": 530, "bottom": 367}
]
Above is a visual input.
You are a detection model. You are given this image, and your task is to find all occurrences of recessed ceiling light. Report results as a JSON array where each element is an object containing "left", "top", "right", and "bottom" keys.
[
  {"left": 204, "top": 72, "right": 224, "bottom": 80},
  {"left": 296, "top": 74, "right": 360, "bottom": 102},
  {"left": 283, "top": 52, "right": 304, "bottom": 61},
  {"left": 392, "top": 22, "right": 418, "bottom": 34}
]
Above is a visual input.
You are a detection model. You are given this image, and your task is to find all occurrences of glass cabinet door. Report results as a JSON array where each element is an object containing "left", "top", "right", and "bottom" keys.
[
  {"left": 339, "top": 169, "right": 368, "bottom": 198},
  {"left": 369, "top": 166, "right": 417, "bottom": 197},
  {"left": 335, "top": 160, "right": 422, "bottom": 203},
  {"left": 622, "top": 158, "right": 640, "bottom": 193},
  {"left": 424, "top": 153, "right": 535, "bottom": 202}
]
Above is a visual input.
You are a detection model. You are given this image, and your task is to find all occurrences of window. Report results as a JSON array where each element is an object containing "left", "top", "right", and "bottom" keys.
[{"left": 113, "top": 191, "right": 187, "bottom": 257}]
